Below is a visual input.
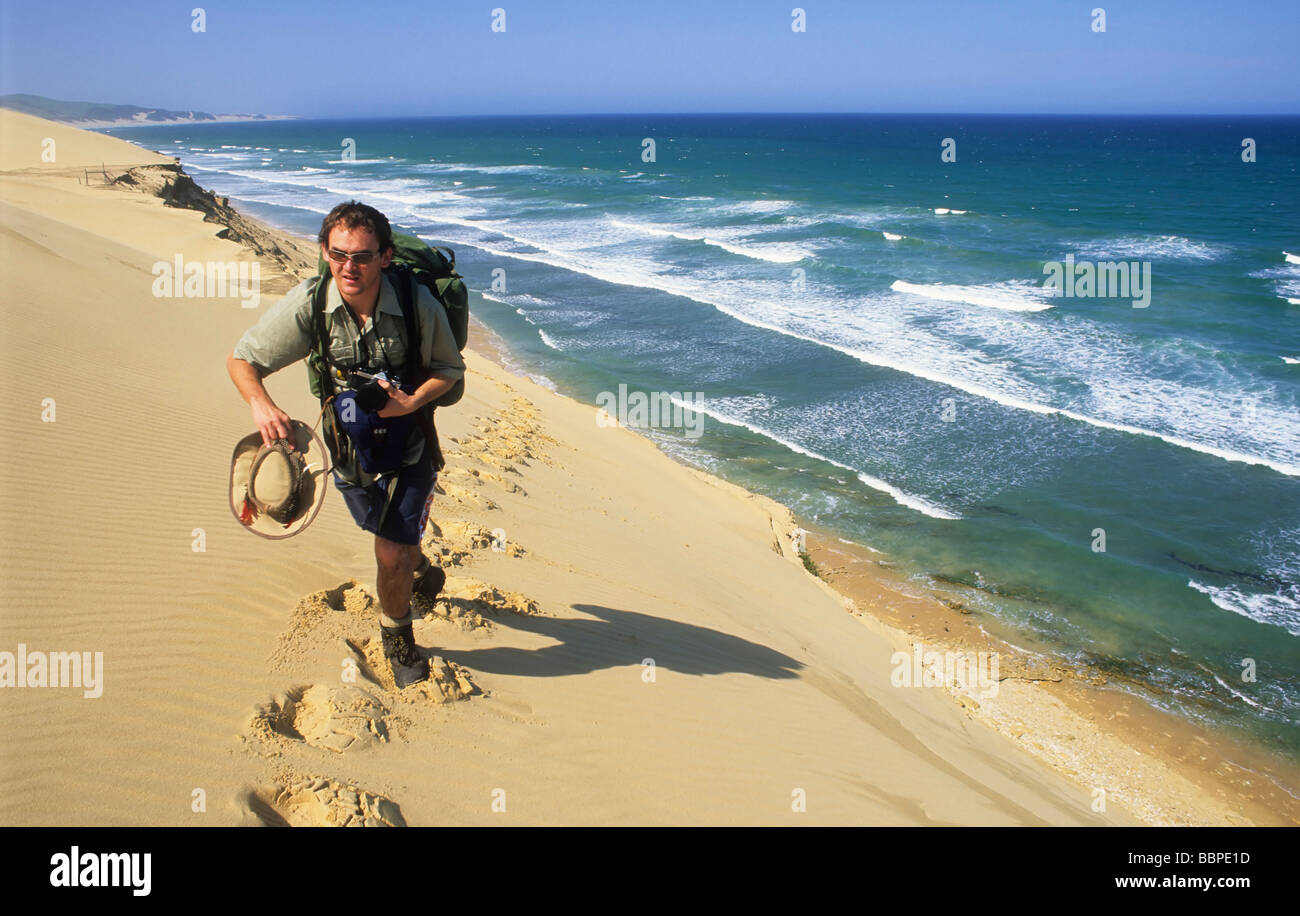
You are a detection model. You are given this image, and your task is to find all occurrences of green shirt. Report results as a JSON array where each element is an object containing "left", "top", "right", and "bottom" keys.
[{"left": 233, "top": 273, "right": 465, "bottom": 471}]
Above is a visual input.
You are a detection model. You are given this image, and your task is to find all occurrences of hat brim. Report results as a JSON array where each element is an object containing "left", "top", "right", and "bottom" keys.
[{"left": 229, "top": 420, "right": 330, "bottom": 540}]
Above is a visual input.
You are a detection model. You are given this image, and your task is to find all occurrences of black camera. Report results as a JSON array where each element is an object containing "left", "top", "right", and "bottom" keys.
[{"left": 348, "top": 369, "right": 401, "bottom": 413}]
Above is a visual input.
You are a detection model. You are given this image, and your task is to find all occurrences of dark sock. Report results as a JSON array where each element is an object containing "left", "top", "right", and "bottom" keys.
[{"left": 380, "top": 608, "right": 413, "bottom": 629}]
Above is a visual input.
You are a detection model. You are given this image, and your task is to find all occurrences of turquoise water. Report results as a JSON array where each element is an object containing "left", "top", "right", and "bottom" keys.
[{"left": 107, "top": 114, "right": 1300, "bottom": 762}]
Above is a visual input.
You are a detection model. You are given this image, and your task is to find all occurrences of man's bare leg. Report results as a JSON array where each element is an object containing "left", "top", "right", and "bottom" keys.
[
  {"left": 375, "top": 535, "right": 417, "bottom": 621},
  {"left": 406, "top": 544, "right": 425, "bottom": 581},
  {"left": 375, "top": 536, "right": 428, "bottom": 687}
]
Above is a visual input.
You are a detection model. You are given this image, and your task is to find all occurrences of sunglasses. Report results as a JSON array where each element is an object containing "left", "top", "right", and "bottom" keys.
[{"left": 326, "top": 248, "right": 380, "bottom": 267}]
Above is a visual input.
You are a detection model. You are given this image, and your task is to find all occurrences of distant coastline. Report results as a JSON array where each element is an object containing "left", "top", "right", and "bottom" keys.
[
  {"left": 0, "top": 92, "right": 295, "bottom": 129},
  {"left": 83, "top": 114, "right": 297, "bottom": 128}
]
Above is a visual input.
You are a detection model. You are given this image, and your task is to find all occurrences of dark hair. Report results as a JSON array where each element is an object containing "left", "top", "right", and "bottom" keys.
[{"left": 318, "top": 200, "right": 393, "bottom": 253}]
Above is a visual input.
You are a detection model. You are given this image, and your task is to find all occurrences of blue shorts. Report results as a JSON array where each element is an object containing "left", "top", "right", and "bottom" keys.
[{"left": 332, "top": 461, "right": 437, "bottom": 546}]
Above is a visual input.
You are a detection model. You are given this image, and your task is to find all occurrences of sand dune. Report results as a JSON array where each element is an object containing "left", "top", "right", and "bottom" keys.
[{"left": 1, "top": 110, "right": 1283, "bottom": 826}]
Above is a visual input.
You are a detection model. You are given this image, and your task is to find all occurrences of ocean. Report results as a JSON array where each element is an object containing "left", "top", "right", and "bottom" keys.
[{"left": 105, "top": 113, "right": 1300, "bottom": 765}]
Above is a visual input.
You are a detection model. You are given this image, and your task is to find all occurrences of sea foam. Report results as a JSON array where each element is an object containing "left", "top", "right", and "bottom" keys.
[
  {"left": 1189, "top": 580, "right": 1300, "bottom": 638},
  {"left": 608, "top": 218, "right": 811, "bottom": 263},
  {"left": 891, "top": 279, "right": 1054, "bottom": 312},
  {"left": 682, "top": 400, "right": 962, "bottom": 520},
  {"left": 1076, "top": 235, "right": 1227, "bottom": 262}
]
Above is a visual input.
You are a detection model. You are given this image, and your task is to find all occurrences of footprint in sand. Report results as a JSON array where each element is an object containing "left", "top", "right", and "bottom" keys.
[
  {"left": 243, "top": 776, "right": 405, "bottom": 827},
  {"left": 270, "top": 579, "right": 378, "bottom": 668},
  {"left": 422, "top": 528, "right": 474, "bottom": 568},
  {"left": 441, "top": 397, "right": 561, "bottom": 473},
  {"left": 439, "top": 463, "right": 527, "bottom": 496},
  {"left": 439, "top": 577, "right": 541, "bottom": 618},
  {"left": 273, "top": 578, "right": 528, "bottom": 705},
  {"left": 424, "top": 519, "right": 526, "bottom": 563},
  {"left": 452, "top": 437, "right": 524, "bottom": 475},
  {"left": 435, "top": 476, "right": 501, "bottom": 511},
  {"left": 292, "top": 578, "right": 377, "bottom": 622},
  {"left": 346, "top": 637, "right": 479, "bottom": 703},
  {"left": 249, "top": 684, "right": 389, "bottom": 753},
  {"left": 412, "top": 576, "right": 541, "bottom": 630}
]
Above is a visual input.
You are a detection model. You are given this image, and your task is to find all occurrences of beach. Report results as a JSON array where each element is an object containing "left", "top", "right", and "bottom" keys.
[{"left": 1, "top": 108, "right": 1295, "bottom": 826}]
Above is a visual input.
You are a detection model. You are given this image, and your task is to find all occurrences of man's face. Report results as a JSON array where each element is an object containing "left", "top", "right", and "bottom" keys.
[{"left": 322, "top": 225, "right": 392, "bottom": 304}]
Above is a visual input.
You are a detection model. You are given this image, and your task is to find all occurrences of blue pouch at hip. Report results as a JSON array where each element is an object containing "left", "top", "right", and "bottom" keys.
[{"left": 333, "top": 385, "right": 418, "bottom": 476}]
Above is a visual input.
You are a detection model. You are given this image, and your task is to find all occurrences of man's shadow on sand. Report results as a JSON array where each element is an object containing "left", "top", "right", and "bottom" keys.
[{"left": 431, "top": 602, "right": 802, "bottom": 681}]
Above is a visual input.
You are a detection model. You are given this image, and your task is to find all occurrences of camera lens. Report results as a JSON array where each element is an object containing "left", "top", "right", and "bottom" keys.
[{"left": 355, "top": 380, "right": 389, "bottom": 412}]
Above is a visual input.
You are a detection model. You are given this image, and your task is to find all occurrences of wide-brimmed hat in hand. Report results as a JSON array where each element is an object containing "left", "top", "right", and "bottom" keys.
[{"left": 229, "top": 420, "right": 329, "bottom": 539}]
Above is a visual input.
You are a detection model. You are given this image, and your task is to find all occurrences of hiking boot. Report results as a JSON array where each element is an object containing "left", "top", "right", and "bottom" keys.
[
  {"left": 380, "top": 621, "right": 428, "bottom": 688},
  {"left": 413, "top": 556, "right": 447, "bottom": 602}
]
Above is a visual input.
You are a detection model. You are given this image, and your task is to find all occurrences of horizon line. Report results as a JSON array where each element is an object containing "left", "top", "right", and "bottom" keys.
[{"left": 88, "top": 109, "right": 1300, "bottom": 125}]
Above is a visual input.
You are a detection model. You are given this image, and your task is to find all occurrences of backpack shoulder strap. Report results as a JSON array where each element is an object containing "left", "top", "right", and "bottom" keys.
[
  {"left": 390, "top": 268, "right": 423, "bottom": 380},
  {"left": 388, "top": 267, "right": 443, "bottom": 472},
  {"left": 308, "top": 274, "right": 332, "bottom": 406}
]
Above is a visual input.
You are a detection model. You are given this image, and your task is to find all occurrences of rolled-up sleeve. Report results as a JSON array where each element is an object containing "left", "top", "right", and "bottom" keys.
[
  {"left": 418, "top": 286, "right": 466, "bottom": 381},
  {"left": 232, "top": 279, "right": 315, "bottom": 375}
]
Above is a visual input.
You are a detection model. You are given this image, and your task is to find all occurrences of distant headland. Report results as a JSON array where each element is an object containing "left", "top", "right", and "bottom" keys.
[{"left": 0, "top": 93, "right": 295, "bottom": 128}]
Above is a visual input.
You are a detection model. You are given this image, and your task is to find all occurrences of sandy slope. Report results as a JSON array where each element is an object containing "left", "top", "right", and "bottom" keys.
[
  {"left": 0, "top": 107, "right": 175, "bottom": 172},
  {"left": 0, "top": 110, "right": 1181, "bottom": 825}
]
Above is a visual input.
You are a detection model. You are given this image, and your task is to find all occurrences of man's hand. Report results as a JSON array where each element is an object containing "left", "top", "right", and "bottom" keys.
[
  {"left": 252, "top": 396, "right": 294, "bottom": 448},
  {"left": 375, "top": 374, "right": 456, "bottom": 418},
  {"left": 228, "top": 353, "right": 295, "bottom": 448},
  {"left": 375, "top": 378, "right": 418, "bottom": 418}
]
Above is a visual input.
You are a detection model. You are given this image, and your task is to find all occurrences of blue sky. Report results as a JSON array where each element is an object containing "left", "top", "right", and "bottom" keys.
[{"left": 1, "top": 0, "right": 1296, "bottom": 116}]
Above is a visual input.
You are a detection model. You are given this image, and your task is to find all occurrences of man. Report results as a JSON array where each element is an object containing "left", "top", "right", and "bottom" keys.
[{"left": 227, "top": 201, "right": 465, "bottom": 687}]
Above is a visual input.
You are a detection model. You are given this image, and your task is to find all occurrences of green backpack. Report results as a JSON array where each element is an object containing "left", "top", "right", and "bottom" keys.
[{"left": 306, "top": 232, "right": 469, "bottom": 477}]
